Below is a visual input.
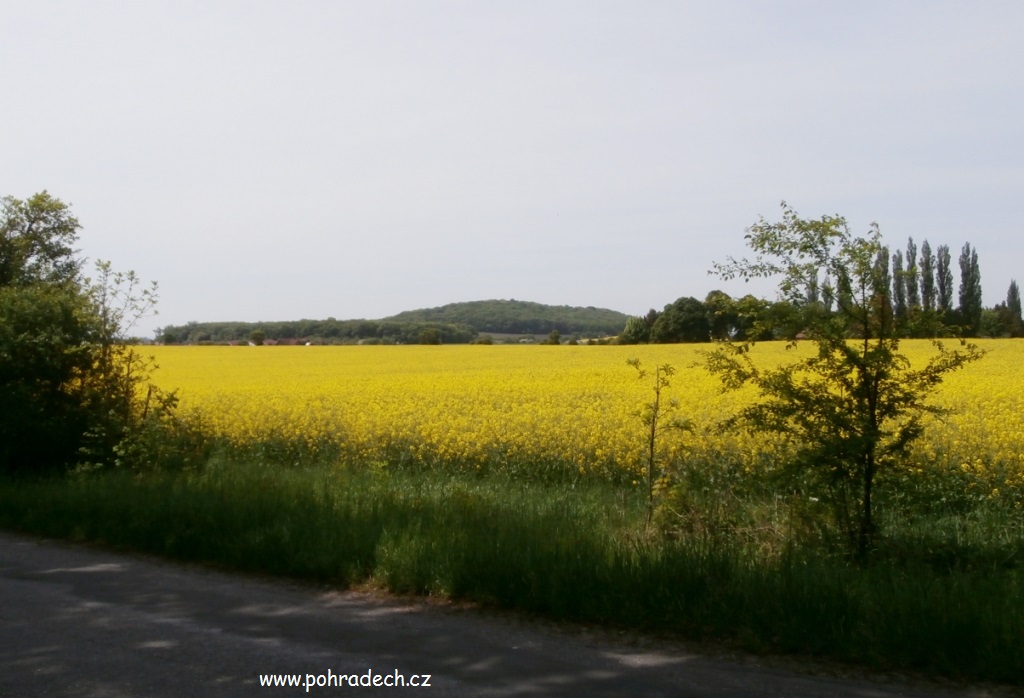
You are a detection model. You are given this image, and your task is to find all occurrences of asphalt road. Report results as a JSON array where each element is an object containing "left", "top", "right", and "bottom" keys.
[{"left": 0, "top": 531, "right": 1008, "bottom": 697}]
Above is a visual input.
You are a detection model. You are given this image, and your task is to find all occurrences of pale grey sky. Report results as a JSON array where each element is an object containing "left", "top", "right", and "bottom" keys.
[{"left": 3, "top": 1, "right": 1022, "bottom": 337}]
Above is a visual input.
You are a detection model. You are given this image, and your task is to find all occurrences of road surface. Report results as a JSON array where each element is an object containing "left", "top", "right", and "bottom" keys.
[{"left": 0, "top": 531, "right": 1009, "bottom": 697}]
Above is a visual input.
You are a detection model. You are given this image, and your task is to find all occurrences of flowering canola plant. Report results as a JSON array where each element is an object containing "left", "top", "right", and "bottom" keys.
[{"left": 148, "top": 341, "right": 1022, "bottom": 490}]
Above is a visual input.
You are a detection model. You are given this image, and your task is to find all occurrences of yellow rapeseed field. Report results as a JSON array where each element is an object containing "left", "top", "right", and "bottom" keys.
[{"left": 148, "top": 340, "right": 1024, "bottom": 490}]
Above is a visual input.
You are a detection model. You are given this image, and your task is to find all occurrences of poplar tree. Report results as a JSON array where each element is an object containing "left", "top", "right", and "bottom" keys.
[
  {"left": 873, "top": 245, "right": 893, "bottom": 333},
  {"left": 905, "top": 237, "right": 920, "bottom": 310},
  {"left": 958, "top": 243, "right": 983, "bottom": 336},
  {"left": 1007, "top": 280, "right": 1023, "bottom": 337},
  {"left": 920, "top": 239, "right": 936, "bottom": 313},
  {"left": 892, "top": 249, "right": 908, "bottom": 330},
  {"left": 936, "top": 244, "right": 954, "bottom": 316},
  {"left": 822, "top": 273, "right": 835, "bottom": 314}
]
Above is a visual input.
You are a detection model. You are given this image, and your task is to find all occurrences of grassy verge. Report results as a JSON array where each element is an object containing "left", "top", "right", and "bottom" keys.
[{"left": 1, "top": 460, "right": 1021, "bottom": 684}]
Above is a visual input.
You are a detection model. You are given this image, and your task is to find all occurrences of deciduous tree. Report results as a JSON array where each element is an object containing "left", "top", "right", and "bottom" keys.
[
  {"left": 958, "top": 242, "right": 983, "bottom": 336},
  {"left": 651, "top": 297, "right": 710, "bottom": 343},
  {"left": 618, "top": 316, "right": 650, "bottom": 344},
  {"left": 0, "top": 191, "right": 81, "bottom": 288},
  {"left": 936, "top": 244, "right": 954, "bottom": 318},
  {"left": 1005, "top": 280, "right": 1023, "bottom": 337},
  {"left": 905, "top": 237, "right": 920, "bottom": 310},
  {"left": 920, "top": 239, "right": 936, "bottom": 313},
  {"left": 706, "top": 202, "right": 983, "bottom": 559},
  {"left": 892, "top": 249, "right": 907, "bottom": 329},
  {"left": 705, "top": 290, "right": 740, "bottom": 341},
  {"left": 0, "top": 192, "right": 168, "bottom": 474}
]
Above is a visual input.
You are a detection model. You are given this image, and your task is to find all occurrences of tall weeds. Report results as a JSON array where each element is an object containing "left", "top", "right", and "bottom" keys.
[{"left": 1, "top": 461, "right": 1021, "bottom": 683}]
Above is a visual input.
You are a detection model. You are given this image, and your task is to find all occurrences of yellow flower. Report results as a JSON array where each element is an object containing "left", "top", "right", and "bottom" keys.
[{"left": 147, "top": 339, "right": 1021, "bottom": 489}]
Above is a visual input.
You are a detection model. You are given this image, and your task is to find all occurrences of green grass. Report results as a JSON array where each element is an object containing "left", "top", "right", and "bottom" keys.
[{"left": 1, "top": 460, "right": 1022, "bottom": 684}]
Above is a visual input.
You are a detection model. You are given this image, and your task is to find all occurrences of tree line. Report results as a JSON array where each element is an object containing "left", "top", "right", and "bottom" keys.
[
  {"left": 158, "top": 318, "right": 478, "bottom": 345},
  {"left": 158, "top": 300, "right": 630, "bottom": 345},
  {"left": 621, "top": 237, "right": 1022, "bottom": 343}
]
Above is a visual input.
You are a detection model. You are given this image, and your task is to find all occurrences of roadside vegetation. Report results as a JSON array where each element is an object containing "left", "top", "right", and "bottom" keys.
[
  {"left": 2, "top": 193, "right": 1022, "bottom": 685},
  {"left": 2, "top": 463, "right": 1021, "bottom": 683}
]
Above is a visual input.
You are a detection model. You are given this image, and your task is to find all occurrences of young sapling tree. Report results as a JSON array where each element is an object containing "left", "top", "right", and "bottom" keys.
[
  {"left": 705, "top": 202, "right": 983, "bottom": 560},
  {"left": 627, "top": 358, "right": 690, "bottom": 528}
]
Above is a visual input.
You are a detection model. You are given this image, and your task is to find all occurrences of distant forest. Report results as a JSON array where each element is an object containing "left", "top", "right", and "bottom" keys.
[{"left": 156, "top": 299, "right": 631, "bottom": 345}]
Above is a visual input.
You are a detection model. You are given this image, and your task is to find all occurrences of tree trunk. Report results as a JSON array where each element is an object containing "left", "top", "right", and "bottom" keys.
[{"left": 858, "top": 452, "right": 875, "bottom": 561}]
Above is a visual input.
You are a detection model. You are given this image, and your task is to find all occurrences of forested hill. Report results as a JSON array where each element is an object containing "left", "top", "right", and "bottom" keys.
[
  {"left": 156, "top": 300, "right": 630, "bottom": 344},
  {"left": 384, "top": 300, "right": 630, "bottom": 336}
]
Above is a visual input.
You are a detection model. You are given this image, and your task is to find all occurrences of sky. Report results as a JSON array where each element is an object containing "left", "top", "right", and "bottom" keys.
[{"left": 3, "top": 1, "right": 1022, "bottom": 338}]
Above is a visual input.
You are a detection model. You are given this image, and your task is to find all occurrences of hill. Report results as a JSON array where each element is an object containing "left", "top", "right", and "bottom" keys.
[
  {"left": 156, "top": 300, "right": 630, "bottom": 344},
  {"left": 384, "top": 299, "right": 630, "bottom": 337}
]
